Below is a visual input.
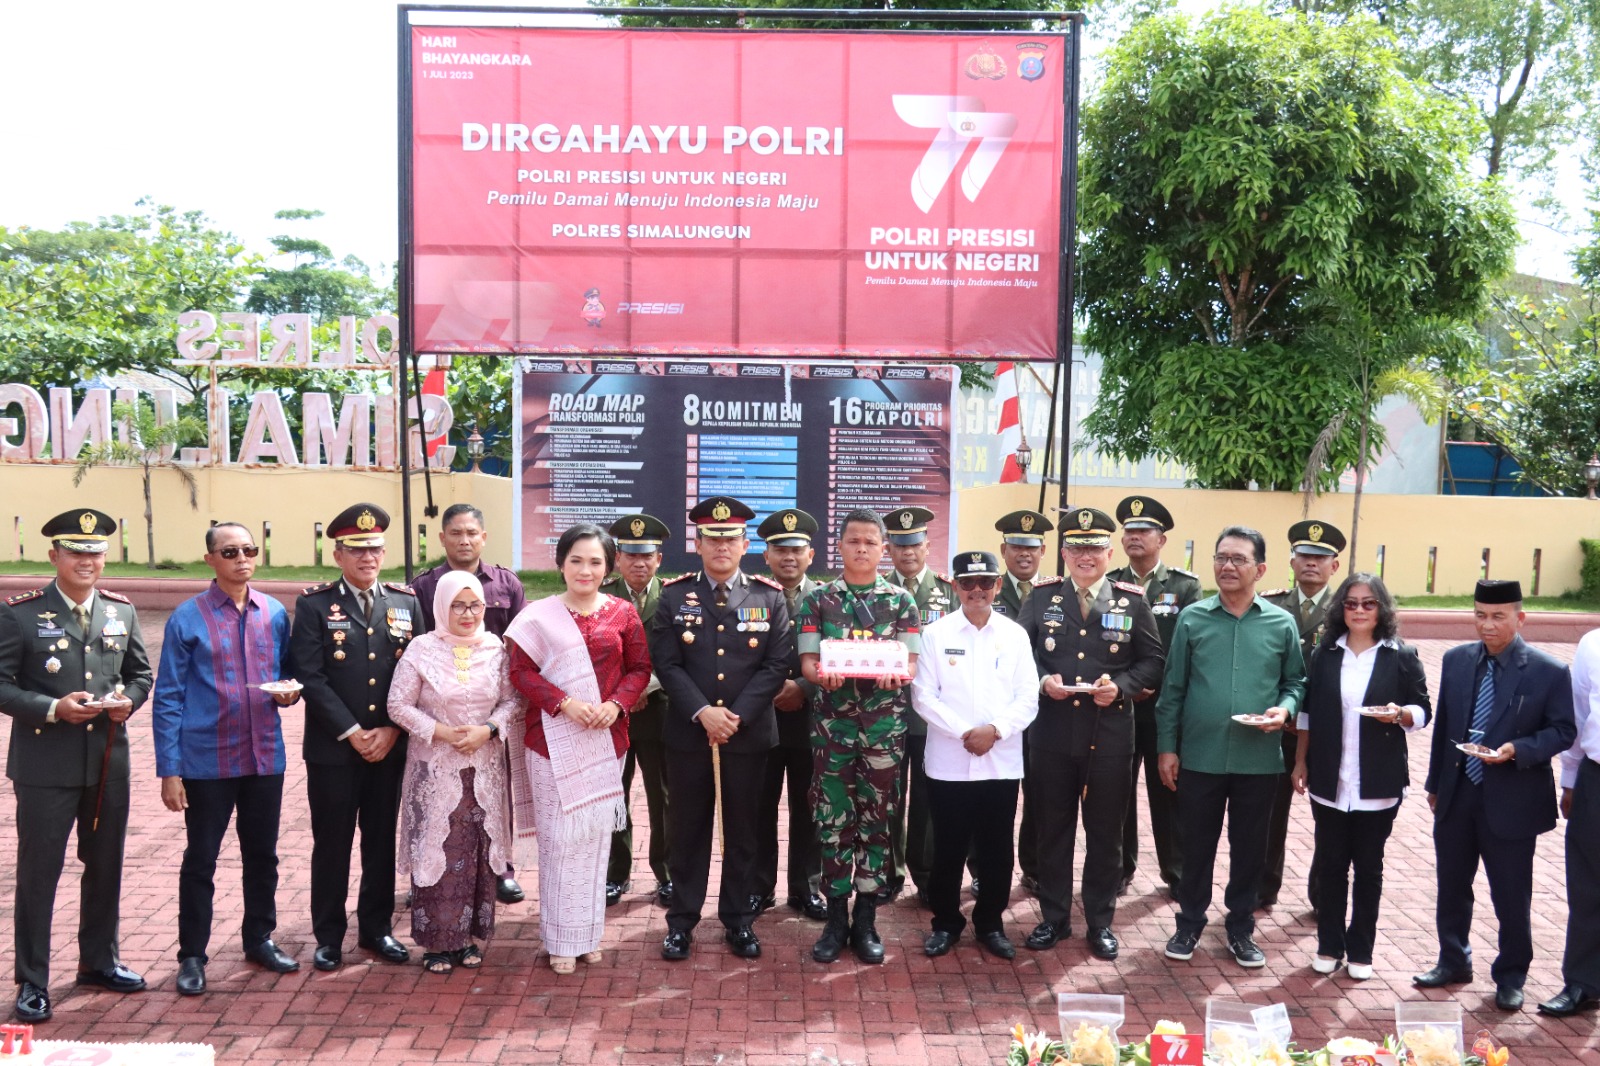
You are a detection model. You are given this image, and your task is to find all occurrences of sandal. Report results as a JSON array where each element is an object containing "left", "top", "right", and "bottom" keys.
[
  {"left": 579, "top": 950, "right": 602, "bottom": 964},
  {"left": 549, "top": 956, "right": 576, "bottom": 975},
  {"left": 453, "top": 945, "right": 484, "bottom": 969},
  {"left": 422, "top": 952, "right": 453, "bottom": 975}
]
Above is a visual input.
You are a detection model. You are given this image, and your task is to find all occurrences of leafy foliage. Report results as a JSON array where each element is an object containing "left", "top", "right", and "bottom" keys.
[
  {"left": 1078, "top": 9, "right": 1515, "bottom": 490},
  {"left": 606, "top": 0, "right": 1064, "bottom": 31},
  {"left": 71, "top": 399, "right": 206, "bottom": 568},
  {"left": 245, "top": 208, "right": 387, "bottom": 322}
]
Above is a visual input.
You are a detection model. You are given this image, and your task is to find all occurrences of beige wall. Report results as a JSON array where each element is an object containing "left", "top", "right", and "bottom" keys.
[
  {"left": 956, "top": 483, "right": 1600, "bottom": 598},
  {"left": 0, "top": 465, "right": 516, "bottom": 570}
]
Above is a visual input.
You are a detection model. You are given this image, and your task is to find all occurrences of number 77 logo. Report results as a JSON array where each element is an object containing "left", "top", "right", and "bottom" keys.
[
  {"left": 1149, "top": 1034, "right": 1202, "bottom": 1065},
  {"left": 892, "top": 95, "right": 1018, "bottom": 213}
]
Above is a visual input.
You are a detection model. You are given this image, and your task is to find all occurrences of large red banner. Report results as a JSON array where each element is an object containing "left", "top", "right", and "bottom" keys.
[{"left": 408, "top": 27, "right": 1068, "bottom": 361}]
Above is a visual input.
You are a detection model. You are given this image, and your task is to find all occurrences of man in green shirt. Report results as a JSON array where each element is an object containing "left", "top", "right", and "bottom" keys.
[{"left": 1156, "top": 526, "right": 1305, "bottom": 969}]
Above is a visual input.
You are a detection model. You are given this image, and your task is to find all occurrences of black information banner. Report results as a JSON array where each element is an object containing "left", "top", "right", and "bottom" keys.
[{"left": 516, "top": 360, "right": 957, "bottom": 574}]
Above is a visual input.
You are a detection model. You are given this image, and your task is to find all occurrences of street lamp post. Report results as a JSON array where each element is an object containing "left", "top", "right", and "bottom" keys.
[
  {"left": 1585, "top": 452, "right": 1600, "bottom": 501},
  {"left": 1014, "top": 435, "right": 1033, "bottom": 484},
  {"left": 466, "top": 425, "right": 485, "bottom": 474}
]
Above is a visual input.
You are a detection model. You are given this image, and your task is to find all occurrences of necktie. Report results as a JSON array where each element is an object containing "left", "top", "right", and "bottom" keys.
[
  {"left": 1019, "top": 579, "right": 1033, "bottom": 600},
  {"left": 358, "top": 588, "right": 374, "bottom": 621},
  {"left": 1078, "top": 586, "right": 1094, "bottom": 621},
  {"left": 73, "top": 603, "right": 90, "bottom": 635},
  {"left": 714, "top": 583, "right": 729, "bottom": 608},
  {"left": 1300, "top": 597, "right": 1316, "bottom": 622},
  {"left": 1465, "top": 659, "right": 1496, "bottom": 785}
]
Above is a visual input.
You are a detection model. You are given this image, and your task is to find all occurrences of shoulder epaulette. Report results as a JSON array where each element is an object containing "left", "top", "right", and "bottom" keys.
[
  {"left": 1034, "top": 575, "right": 1065, "bottom": 587},
  {"left": 752, "top": 574, "right": 784, "bottom": 591},
  {"left": 5, "top": 588, "right": 45, "bottom": 606},
  {"left": 384, "top": 581, "right": 415, "bottom": 595},
  {"left": 934, "top": 572, "right": 952, "bottom": 584},
  {"left": 662, "top": 572, "right": 696, "bottom": 586},
  {"left": 301, "top": 581, "right": 336, "bottom": 596},
  {"left": 1111, "top": 580, "right": 1146, "bottom": 596},
  {"left": 1261, "top": 588, "right": 1291, "bottom": 599},
  {"left": 1171, "top": 567, "right": 1199, "bottom": 579},
  {"left": 99, "top": 589, "right": 133, "bottom": 605}
]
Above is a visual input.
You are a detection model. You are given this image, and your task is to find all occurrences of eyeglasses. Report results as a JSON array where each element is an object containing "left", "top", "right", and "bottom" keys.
[
  {"left": 449, "top": 602, "right": 486, "bottom": 616},
  {"left": 1212, "top": 554, "right": 1256, "bottom": 569},
  {"left": 956, "top": 577, "right": 998, "bottom": 591},
  {"left": 340, "top": 546, "right": 383, "bottom": 557},
  {"left": 215, "top": 545, "right": 260, "bottom": 560},
  {"left": 1343, "top": 598, "right": 1381, "bottom": 612}
]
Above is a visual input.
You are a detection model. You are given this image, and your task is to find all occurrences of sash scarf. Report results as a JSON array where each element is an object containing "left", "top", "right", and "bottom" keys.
[{"left": 505, "top": 596, "right": 627, "bottom": 846}]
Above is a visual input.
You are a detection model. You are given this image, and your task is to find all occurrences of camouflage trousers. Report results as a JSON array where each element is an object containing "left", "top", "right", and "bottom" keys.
[{"left": 809, "top": 706, "right": 907, "bottom": 898}]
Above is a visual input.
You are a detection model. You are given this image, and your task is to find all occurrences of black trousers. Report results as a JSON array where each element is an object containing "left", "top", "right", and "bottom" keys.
[
  {"left": 1122, "top": 705, "right": 1183, "bottom": 889},
  {"left": 1433, "top": 779, "right": 1537, "bottom": 986},
  {"left": 1261, "top": 729, "right": 1320, "bottom": 905},
  {"left": 305, "top": 756, "right": 403, "bottom": 948},
  {"left": 12, "top": 780, "right": 129, "bottom": 987},
  {"left": 1034, "top": 749, "right": 1130, "bottom": 930},
  {"left": 607, "top": 734, "right": 671, "bottom": 885},
  {"left": 755, "top": 742, "right": 820, "bottom": 901},
  {"left": 927, "top": 777, "right": 1017, "bottom": 937},
  {"left": 1174, "top": 769, "right": 1277, "bottom": 939},
  {"left": 665, "top": 747, "right": 765, "bottom": 933},
  {"left": 178, "top": 774, "right": 285, "bottom": 963},
  {"left": 1310, "top": 800, "right": 1398, "bottom": 964},
  {"left": 1562, "top": 759, "right": 1600, "bottom": 993},
  {"left": 888, "top": 733, "right": 936, "bottom": 892},
  {"left": 1016, "top": 730, "right": 1038, "bottom": 881}
]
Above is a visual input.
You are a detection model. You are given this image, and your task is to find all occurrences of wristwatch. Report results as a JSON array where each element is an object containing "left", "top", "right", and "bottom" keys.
[{"left": 487, "top": 722, "right": 501, "bottom": 740}]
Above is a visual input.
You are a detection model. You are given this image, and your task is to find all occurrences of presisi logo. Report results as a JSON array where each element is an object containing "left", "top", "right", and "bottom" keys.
[
  {"left": 617, "top": 302, "right": 686, "bottom": 314},
  {"left": 892, "top": 95, "right": 1018, "bottom": 214}
]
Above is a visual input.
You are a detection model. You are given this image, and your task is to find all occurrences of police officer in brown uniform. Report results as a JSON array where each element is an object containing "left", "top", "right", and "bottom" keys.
[
  {"left": 1017, "top": 507, "right": 1164, "bottom": 960},
  {"left": 0, "top": 510, "right": 152, "bottom": 1022},
  {"left": 1106, "top": 495, "right": 1201, "bottom": 897},
  {"left": 290, "top": 503, "right": 421, "bottom": 971},
  {"left": 1261, "top": 519, "right": 1345, "bottom": 910}
]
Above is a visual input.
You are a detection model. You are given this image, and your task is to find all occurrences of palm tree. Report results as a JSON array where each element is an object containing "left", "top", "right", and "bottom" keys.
[{"left": 72, "top": 398, "right": 205, "bottom": 568}]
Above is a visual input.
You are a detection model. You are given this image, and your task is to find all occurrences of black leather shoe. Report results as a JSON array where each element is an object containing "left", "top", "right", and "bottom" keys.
[
  {"left": 978, "top": 931, "right": 1016, "bottom": 960},
  {"left": 313, "top": 945, "right": 341, "bottom": 971},
  {"left": 496, "top": 876, "right": 525, "bottom": 904},
  {"left": 724, "top": 927, "right": 761, "bottom": 959},
  {"left": 358, "top": 935, "right": 409, "bottom": 964},
  {"left": 969, "top": 878, "right": 981, "bottom": 899},
  {"left": 874, "top": 880, "right": 902, "bottom": 904},
  {"left": 175, "top": 957, "right": 207, "bottom": 996},
  {"left": 605, "top": 880, "right": 631, "bottom": 906},
  {"left": 75, "top": 963, "right": 146, "bottom": 993},
  {"left": 15, "top": 982, "right": 50, "bottom": 1022},
  {"left": 924, "top": 930, "right": 958, "bottom": 957},
  {"left": 748, "top": 893, "right": 776, "bottom": 914},
  {"left": 916, "top": 888, "right": 932, "bottom": 910},
  {"left": 655, "top": 881, "right": 675, "bottom": 906},
  {"left": 1025, "top": 921, "right": 1066, "bottom": 951},
  {"left": 1539, "top": 985, "right": 1600, "bottom": 1017},
  {"left": 247, "top": 940, "right": 300, "bottom": 973},
  {"left": 1018, "top": 874, "right": 1040, "bottom": 897},
  {"left": 660, "top": 930, "right": 692, "bottom": 960},
  {"left": 1087, "top": 927, "right": 1120, "bottom": 961},
  {"left": 787, "top": 894, "right": 828, "bottom": 921},
  {"left": 1413, "top": 965, "right": 1472, "bottom": 988},
  {"left": 1117, "top": 874, "right": 1133, "bottom": 897},
  {"left": 1495, "top": 984, "right": 1524, "bottom": 1012}
]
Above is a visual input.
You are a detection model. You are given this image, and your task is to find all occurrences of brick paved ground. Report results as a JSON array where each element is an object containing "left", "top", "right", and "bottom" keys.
[{"left": 2, "top": 617, "right": 1598, "bottom": 1064}]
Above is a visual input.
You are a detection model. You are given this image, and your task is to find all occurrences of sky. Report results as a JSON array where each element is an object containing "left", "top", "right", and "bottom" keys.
[{"left": 0, "top": 0, "right": 1582, "bottom": 281}]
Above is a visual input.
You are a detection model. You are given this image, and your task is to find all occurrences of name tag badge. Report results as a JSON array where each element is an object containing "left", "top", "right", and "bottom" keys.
[
  {"left": 327, "top": 619, "right": 351, "bottom": 630},
  {"left": 36, "top": 626, "right": 64, "bottom": 639},
  {"left": 945, "top": 647, "right": 966, "bottom": 657}
]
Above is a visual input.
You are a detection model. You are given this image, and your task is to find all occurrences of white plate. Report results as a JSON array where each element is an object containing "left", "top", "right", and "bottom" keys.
[
  {"left": 1358, "top": 706, "right": 1395, "bottom": 718},
  {"left": 259, "top": 681, "right": 304, "bottom": 695},
  {"left": 1060, "top": 684, "right": 1100, "bottom": 693},
  {"left": 1231, "top": 713, "right": 1274, "bottom": 725},
  {"left": 1455, "top": 742, "right": 1495, "bottom": 758}
]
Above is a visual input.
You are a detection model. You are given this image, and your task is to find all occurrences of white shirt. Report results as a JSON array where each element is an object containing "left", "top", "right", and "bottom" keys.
[
  {"left": 1300, "top": 636, "right": 1427, "bottom": 812},
  {"left": 1560, "top": 629, "right": 1600, "bottom": 789},
  {"left": 910, "top": 609, "right": 1039, "bottom": 781}
]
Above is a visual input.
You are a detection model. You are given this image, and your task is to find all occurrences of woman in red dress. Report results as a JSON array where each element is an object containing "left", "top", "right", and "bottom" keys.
[{"left": 505, "top": 522, "right": 651, "bottom": 974}]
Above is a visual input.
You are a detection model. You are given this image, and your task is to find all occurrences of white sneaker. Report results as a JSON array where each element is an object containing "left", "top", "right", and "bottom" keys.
[
  {"left": 1346, "top": 962, "right": 1373, "bottom": 980},
  {"left": 1311, "top": 955, "right": 1342, "bottom": 974}
]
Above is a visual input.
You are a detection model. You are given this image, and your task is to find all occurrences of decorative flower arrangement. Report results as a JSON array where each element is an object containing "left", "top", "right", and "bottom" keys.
[{"left": 1003, "top": 1022, "right": 1509, "bottom": 1066}]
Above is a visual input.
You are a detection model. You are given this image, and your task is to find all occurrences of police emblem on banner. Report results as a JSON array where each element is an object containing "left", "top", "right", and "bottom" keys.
[
  {"left": 965, "top": 48, "right": 1006, "bottom": 80},
  {"left": 1017, "top": 42, "right": 1047, "bottom": 81}
]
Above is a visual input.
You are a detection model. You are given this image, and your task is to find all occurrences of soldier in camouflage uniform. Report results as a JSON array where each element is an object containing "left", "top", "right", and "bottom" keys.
[
  {"left": 882, "top": 505, "right": 956, "bottom": 906},
  {"left": 798, "top": 510, "right": 922, "bottom": 964}
]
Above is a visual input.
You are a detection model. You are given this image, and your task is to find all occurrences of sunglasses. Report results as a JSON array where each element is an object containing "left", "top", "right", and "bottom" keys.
[
  {"left": 215, "top": 545, "right": 260, "bottom": 560},
  {"left": 1343, "top": 598, "right": 1381, "bottom": 612},
  {"left": 956, "top": 577, "right": 998, "bottom": 591}
]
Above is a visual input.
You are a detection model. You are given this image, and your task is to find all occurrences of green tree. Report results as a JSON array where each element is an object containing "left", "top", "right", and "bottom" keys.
[
  {"left": 71, "top": 399, "right": 206, "bottom": 568},
  {"left": 245, "top": 208, "right": 387, "bottom": 322},
  {"left": 0, "top": 202, "right": 258, "bottom": 395},
  {"left": 1078, "top": 9, "right": 1516, "bottom": 490},
  {"left": 606, "top": 0, "right": 1063, "bottom": 30}
]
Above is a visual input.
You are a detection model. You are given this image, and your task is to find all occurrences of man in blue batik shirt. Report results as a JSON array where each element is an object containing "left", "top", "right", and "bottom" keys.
[{"left": 152, "top": 523, "right": 301, "bottom": 996}]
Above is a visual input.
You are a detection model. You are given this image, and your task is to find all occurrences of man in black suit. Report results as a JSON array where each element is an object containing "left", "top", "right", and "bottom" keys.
[
  {"left": 0, "top": 509, "right": 153, "bottom": 1022},
  {"left": 649, "top": 496, "right": 791, "bottom": 960},
  {"left": 290, "top": 503, "right": 420, "bottom": 972},
  {"left": 1416, "top": 579, "right": 1576, "bottom": 1011}
]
